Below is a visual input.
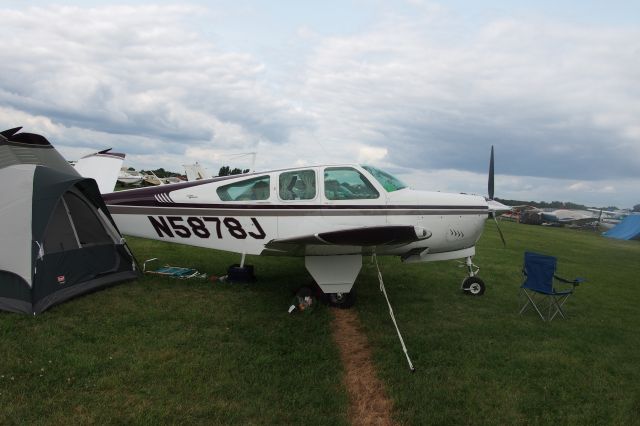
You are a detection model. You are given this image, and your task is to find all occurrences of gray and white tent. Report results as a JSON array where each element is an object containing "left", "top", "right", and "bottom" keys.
[{"left": 0, "top": 128, "right": 138, "bottom": 314}]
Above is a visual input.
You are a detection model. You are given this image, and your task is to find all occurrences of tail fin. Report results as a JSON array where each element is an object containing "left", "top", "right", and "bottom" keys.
[
  {"left": 74, "top": 149, "right": 125, "bottom": 194},
  {"left": 183, "top": 162, "right": 210, "bottom": 181}
]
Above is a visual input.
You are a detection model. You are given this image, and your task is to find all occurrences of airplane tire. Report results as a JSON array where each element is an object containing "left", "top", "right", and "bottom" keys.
[
  {"left": 462, "top": 277, "right": 485, "bottom": 296},
  {"left": 328, "top": 291, "right": 356, "bottom": 309}
]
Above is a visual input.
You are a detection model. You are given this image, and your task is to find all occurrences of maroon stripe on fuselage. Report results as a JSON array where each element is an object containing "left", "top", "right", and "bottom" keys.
[
  {"left": 106, "top": 205, "right": 489, "bottom": 218},
  {"left": 105, "top": 199, "right": 488, "bottom": 211}
]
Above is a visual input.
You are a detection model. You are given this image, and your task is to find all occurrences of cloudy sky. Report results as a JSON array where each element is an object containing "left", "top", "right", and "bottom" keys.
[{"left": 1, "top": 0, "right": 638, "bottom": 207}]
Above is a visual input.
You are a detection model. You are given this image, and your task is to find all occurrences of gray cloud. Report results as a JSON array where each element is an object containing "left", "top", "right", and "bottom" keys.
[
  {"left": 0, "top": 5, "right": 305, "bottom": 152},
  {"left": 0, "top": 3, "right": 638, "bottom": 206},
  {"left": 295, "top": 14, "right": 640, "bottom": 182}
]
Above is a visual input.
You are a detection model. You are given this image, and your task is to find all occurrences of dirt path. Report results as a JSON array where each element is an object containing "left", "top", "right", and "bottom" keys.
[{"left": 331, "top": 309, "right": 396, "bottom": 426}]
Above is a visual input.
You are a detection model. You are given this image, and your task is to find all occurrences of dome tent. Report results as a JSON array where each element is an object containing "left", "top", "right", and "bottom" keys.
[{"left": 0, "top": 128, "right": 138, "bottom": 314}]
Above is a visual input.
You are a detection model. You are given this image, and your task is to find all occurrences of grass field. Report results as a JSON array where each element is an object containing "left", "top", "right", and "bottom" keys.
[
  {"left": 358, "top": 222, "right": 640, "bottom": 425},
  {"left": 1, "top": 221, "right": 639, "bottom": 425}
]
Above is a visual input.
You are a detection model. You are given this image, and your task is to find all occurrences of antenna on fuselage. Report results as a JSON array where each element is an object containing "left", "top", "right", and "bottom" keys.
[{"left": 228, "top": 152, "right": 257, "bottom": 173}]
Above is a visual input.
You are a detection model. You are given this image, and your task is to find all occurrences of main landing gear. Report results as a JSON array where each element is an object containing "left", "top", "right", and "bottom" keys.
[
  {"left": 327, "top": 291, "right": 356, "bottom": 309},
  {"left": 305, "top": 255, "right": 361, "bottom": 309},
  {"left": 461, "top": 256, "right": 485, "bottom": 296}
]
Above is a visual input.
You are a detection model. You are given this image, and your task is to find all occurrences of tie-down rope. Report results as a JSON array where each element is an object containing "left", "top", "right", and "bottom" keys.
[{"left": 373, "top": 253, "right": 415, "bottom": 372}]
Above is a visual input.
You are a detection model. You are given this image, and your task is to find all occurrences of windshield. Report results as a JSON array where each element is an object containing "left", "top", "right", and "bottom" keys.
[{"left": 361, "top": 165, "right": 408, "bottom": 192}]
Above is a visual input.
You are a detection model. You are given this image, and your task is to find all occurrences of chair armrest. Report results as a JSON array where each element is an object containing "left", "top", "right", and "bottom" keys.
[{"left": 554, "top": 275, "right": 586, "bottom": 285}]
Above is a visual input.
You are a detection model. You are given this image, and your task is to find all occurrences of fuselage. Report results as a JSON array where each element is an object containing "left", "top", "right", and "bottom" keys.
[{"left": 103, "top": 164, "right": 489, "bottom": 259}]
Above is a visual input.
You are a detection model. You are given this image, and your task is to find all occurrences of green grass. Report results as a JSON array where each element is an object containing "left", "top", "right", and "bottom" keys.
[
  {"left": 0, "top": 241, "right": 349, "bottom": 425},
  {"left": 1, "top": 222, "right": 639, "bottom": 425},
  {"left": 356, "top": 221, "right": 640, "bottom": 425}
]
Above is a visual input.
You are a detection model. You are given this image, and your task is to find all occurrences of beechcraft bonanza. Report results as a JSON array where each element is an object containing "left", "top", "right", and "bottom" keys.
[{"left": 100, "top": 147, "right": 509, "bottom": 306}]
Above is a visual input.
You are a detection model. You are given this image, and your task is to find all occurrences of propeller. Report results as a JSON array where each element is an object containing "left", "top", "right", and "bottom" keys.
[
  {"left": 488, "top": 145, "right": 495, "bottom": 200},
  {"left": 487, "top": 145, "right": 506, "bottom": 247}
]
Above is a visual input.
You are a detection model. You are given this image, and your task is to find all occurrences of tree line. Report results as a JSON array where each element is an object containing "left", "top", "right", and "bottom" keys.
[
  {"left": 137, "top": 165, "right": 249, "bottom": 178},
  {"left": 498, "top": 198, "right": 640, "bottom": 212}
]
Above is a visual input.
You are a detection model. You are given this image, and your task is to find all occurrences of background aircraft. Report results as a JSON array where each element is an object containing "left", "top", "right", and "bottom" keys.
[{"left": 538, "top": 209, "right": 598, "bottom": 227}]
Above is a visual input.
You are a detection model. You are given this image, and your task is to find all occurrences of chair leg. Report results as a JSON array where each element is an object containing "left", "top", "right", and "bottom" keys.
[
  {"left": 549, "top": 294, "right": 571, "bottom": 321},
  {"left": 520, "top": 289, "right": 546, "bottom": 321},
  {"left": 518, "top": 290, "right": 532, "bottom": 314}
]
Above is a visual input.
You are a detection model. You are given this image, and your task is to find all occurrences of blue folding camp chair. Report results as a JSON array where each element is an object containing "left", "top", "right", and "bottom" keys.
[{"left": 519, "top": 252, "right": 586, "bottom": 321}]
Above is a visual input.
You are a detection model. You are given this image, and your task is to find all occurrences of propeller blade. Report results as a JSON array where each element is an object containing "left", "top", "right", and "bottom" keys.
[
  {"left": 488, "top": 145, "right": 495, "bottom": 200},
  {"left": 493, "top": 214, "right": 506, "bottom": 247}
]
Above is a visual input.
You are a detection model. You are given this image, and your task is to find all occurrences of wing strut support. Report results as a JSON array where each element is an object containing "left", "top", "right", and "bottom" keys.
[{"left": 373, "top": 253, "right": 415, "bottom": 373}]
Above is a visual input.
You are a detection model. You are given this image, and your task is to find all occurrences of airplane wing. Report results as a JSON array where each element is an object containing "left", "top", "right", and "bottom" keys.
[
  {"left": 487, "top": 199, "right": 513, "bottom": 213},
  {"left": 262, "top": 225, "right": 431, "bottom": 255},
  {"left": 558, "top": 217, "right": 598, "bottom": 225}
]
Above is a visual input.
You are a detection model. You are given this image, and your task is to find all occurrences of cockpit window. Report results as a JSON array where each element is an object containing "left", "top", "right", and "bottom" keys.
[
  {"left": 324, "top": 167, "right": 379, "bottom": 200},
  {"left": 361, "top": 165, "right": 408, "bottom": 192},
  {"left": 217, "top": 176, "right": 270, "bottom": 201},
  {"left": 279, "top": 170, "right": 316, "bottom": 200}
]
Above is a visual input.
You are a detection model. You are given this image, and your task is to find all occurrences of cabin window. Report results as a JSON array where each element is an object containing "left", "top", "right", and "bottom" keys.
[
  {"left": 217, "top": 176, "right": 271, "bottom": 201},
  {"left": 279, "top": 170, "right": 316, "bottom": 200},
  {"left": 361, "top": 165, "right": 408, "bottom": 192},
  {"left": 324, "top": 167, "right": 379, "bottom": 200}
]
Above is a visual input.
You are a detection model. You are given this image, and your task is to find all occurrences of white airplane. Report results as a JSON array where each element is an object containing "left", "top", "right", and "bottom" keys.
[
  {"left": 73, "top": 148, "right": 125, "bottom": 194},
  {"left": 588, "top": 208, "right": 631, "bottom": 229},
  {"left": 117, "top": 167, "right": 144, "bottom": 185},
  {"left": 101, "top": 147, "right": 508, "bottom": 306},
  {"left": 538, "top": 209, "right": 598, "bottom": 227},
  {"left": 183, "top": 162, "right": 210, "bottom": 181},
  {"left": 141, "top": 171, "right": 185, "bottom": 186}
]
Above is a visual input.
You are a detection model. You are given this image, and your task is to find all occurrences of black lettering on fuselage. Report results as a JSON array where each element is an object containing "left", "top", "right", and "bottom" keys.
[
  {"left": 148, "top": 215, "right": 174, "bottom": 237},
  {"left": 146, "top": 215, "right": 266, "bottom": 241},
  {"left": 248, "top": 217, "right": 266, "bottom": 239}
]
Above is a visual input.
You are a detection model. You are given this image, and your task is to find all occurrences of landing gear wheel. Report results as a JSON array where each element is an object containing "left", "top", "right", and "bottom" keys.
[
  {"left": 327, "top": 291, "right": 356, "bottom": 309},
  {"left": 462, "top": 277, "right": 485, "bottom": 296}
]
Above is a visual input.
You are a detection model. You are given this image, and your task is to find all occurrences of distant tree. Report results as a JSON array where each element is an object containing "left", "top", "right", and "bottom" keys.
[
  {"left": 633, "top": 204, "right": 640, "bottom": 212},
  {"left": 139, "top": 168, "right": 181, "bottom": 178},
  {"left": 495, "top": 198, "right": 588, "bottom": 210},
  {"left": 218, "top": 165, "right": 249, "bottom": 176},
  {"left": 218, "top": 165, "right": 231, "bottom": 176}
]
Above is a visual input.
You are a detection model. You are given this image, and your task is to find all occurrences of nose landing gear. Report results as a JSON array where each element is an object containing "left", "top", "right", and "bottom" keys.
[{"left": 461, "top": 256, "right": 486, "bottom": 296}]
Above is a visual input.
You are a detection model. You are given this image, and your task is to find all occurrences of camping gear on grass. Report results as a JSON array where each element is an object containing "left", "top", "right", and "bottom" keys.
[
  {"left": 0, "top": 128, "right": 138, "bottom": 314},
  {"left": 288, "top": 286, "right": 317, "bottom": 314},
  {"left": 519, "top": 252, "right": 586, "bottom": 321},
  {"left": 143, "top": 258, "right": 207, "bottom": 279}
]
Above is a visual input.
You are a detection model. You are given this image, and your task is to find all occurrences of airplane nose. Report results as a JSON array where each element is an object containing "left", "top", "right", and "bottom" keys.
[{"left": 414, "top": 226, "right": 432, "bottom": 240}]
